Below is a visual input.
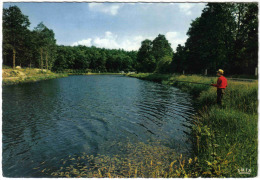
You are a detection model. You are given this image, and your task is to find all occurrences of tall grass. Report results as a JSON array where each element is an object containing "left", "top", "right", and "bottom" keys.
[{"left": 128, "top": 73, "right": 258, "bottom": 177}]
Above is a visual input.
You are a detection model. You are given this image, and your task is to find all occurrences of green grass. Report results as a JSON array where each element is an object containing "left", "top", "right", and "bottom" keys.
[
  {"left": 227, "top": 74, "right": 258, "bottom": 79},
  {"left": 128, "top": 73, "right": 258, "bottom": 177},
  {"left": 3, "top": 74, "right": 68, "bottom": 86},
  {"left": 2, "top": 68, "right": 68, "bottom": 85}
]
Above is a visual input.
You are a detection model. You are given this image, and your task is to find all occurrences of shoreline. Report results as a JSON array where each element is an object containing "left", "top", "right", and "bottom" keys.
[
  {"left": 2, "top": 71, "right": 257, "bottom": 177},
  {"left": 2, "top": 70, "right": 126, "bottom": 86},
  {"left": 127, "top": 73, "right": 258, "bottom": 177},
  {"left": 2, "top": 68, "right": 68, "bottom": 86}
]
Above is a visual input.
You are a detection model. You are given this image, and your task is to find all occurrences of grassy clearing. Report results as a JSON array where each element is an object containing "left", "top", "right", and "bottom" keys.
[
  {"left": 127, "top": 73, "right": 258, "bottom": 177},
  {"left": 2, "top": 68, "right": 68, "bottom": 85}
]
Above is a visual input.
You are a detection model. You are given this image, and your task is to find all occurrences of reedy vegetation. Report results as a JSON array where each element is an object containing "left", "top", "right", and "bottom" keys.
[{"left": 128, "top": 73, "right": 257, "bottom": 177}]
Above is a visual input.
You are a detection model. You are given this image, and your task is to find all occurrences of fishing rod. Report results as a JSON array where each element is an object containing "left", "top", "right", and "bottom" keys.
[{"left": 169, "top": 80, "right": 211, "bottom": 86}]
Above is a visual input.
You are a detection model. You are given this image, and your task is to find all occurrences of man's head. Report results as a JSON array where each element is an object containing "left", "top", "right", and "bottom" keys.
[{"left": 216, "top": 69, "right": 224, "bottom": 76}]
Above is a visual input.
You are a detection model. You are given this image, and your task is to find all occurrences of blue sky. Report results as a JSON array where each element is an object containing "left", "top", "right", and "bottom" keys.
[{"left": 3, "top": 2, "right": 206, "bottom": 51}]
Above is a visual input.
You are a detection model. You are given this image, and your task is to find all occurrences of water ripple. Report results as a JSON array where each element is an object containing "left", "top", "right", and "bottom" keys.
[{"left": 3, "top": 75, "right": 195, "bottom": 177}]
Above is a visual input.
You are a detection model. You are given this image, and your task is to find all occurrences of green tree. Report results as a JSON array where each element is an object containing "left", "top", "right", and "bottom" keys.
[
  {"left": 171, "top": 44, "right": 187, "bottom": 73},
  {"left": 185, "top": 3, "right": 235, "bottom": 74},
  {"left": 181, "top": 3, "right": 258, "bottom": 75},
  {"left": 136, "top": 39, "right": 156, "bottom": 72},
  {"left": 151, "top": 34, "right": 173, "bottom": 63},
  {"left": 18, "top": 29, "right": 35, "bottom": 67},
  {"left": 33, "top": 22, "right": 56, "bottom": 70},
  {"left": 3, "top": 6, "right": 30, "bottom": 68},
  {"left": 53, "top": 46, "right": 69, "bottom": 71},
  {"left": 155, "top": 55, "right": 173, "bottom": 74},
  {"left": 231, "top": 3, "right": 258, "bottom": 74},
  {"left": 243, "top": 3, "right": 258, "bottom": 75}
]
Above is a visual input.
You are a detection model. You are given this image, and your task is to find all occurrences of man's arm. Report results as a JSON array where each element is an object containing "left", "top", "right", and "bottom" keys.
[{"left": 211, "top": 78, "right": 222, "bottom": 87}]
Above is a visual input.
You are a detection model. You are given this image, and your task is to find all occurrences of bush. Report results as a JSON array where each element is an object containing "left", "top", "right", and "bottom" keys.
[{"left": 154, "top": 56, "right": 172, "bottom": 74}]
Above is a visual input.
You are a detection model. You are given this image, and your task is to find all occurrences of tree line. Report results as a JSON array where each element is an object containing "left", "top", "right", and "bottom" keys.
[
  {"left": 3, "top": 3, "right": 258, "bottom": 75},
  {"left": 54, "top": 45, "right": 137, "bottom": 72},
  {"left": 3, "top": 6, "right": 137, "bottom": 73},
  {"left": 173, "top": 3, "right": 258, "bottom": 75},
  {"left": 137, "top": 3, "right": 258, "bottom": 75},
  {"left": 3, "top": 6, "right": 57, "bottom": 70}
]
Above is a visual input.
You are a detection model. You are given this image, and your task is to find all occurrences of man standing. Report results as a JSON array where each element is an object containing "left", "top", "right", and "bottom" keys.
[{"left": 211, "top": 69, "right": 228, "bottom": 106}]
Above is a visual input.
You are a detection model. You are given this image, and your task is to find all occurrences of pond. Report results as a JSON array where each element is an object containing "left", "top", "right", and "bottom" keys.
[{"left": 2, "top": 75, "right": 195, "bottom": 177}]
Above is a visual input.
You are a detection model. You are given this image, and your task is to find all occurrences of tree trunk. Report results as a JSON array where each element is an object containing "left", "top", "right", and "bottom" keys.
[
  {"left": 13, "top": 48, "right": 16, "bottom": 69},
  {"left": 40, "top": 48, "right": 43, "bottom": 71},
  {"left": 45, "top": 51, "right": 48, "bottom": 70},
  {"left": 4, "top": 54, "right": 6, "bottom": 65}
]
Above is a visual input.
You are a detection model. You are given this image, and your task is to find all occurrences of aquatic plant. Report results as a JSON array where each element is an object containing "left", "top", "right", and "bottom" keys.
[{"left": 38, "top": 141, "right": 184, "bottom": 178}]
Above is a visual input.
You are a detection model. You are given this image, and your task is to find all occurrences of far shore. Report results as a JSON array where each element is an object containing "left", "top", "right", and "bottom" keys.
[{"left": 2, "top": 68, "right": 68, "bottom": 86}]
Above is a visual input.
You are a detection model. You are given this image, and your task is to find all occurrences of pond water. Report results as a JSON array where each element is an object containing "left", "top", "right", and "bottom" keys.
[{"left": 2, "top": 75, "right": 195, "bottom": 177}]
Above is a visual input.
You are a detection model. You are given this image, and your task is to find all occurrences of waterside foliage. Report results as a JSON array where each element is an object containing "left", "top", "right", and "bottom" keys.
[{"left": 127, "top": 73, "right": 258, "bottom": 177}]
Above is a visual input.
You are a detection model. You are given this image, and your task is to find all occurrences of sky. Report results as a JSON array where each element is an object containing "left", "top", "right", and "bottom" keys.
[{"left": 3, "top": 2, "right": 206, "bottom": 51}]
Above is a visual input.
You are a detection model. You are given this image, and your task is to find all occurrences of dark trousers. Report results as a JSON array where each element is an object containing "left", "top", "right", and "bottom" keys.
[{"left": 217, "top": 88, "right": 225, "bottom": 105}]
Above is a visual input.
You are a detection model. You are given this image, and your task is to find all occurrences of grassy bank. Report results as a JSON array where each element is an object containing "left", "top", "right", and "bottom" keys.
[
  {"left": 127, "top": 73, "right": 258, "bottom": 177},
  {"left": 2, "top": 68, "right": 68, "bottom": 86}
]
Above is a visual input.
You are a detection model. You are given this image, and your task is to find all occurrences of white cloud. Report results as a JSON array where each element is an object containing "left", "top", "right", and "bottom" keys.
[
  {"left": 72, "top": 38, "right": 92, "bottom": 46},
  {"left": 165, "top": 32, "right": 178, "bottom": 40},
  {"left": 92, "top": 31, "right": 119, "bottom": 49},
  {"left": 165, "top": 31, "right": 187, "bottom": 51},
  {"left": 72, "top": 31, "right": 119, "bottom": 49},
  {"left": 178, "top": 3, "right": 195, "bottom": 15},
  {"left": 88, "top": 3, "right": 122, "bottom": 16},
  {"left": 72, "top": 31, "right": 188, "bottom": 51},
  {"left": 72, "top": 32, "right": 150, "bottom": 51},
  {"left": 120, "top": 35, "right": 150, "bottom": 51}
]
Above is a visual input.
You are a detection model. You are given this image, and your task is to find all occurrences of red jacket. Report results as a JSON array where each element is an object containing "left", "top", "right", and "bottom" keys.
[{"left": 212, "top": 76, "right": 227, "bottom": 89}]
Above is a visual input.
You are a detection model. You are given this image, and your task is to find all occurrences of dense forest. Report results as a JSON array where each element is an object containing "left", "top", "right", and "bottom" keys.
[
  {"left": 172, "top": 3, "right": 258, "bottom": 75},
  {"left": 2, "top": 6, "right": 137, "bottom": 73},
  {"left": 2, "top": 3, "right": 258, "bottom": 75}
]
